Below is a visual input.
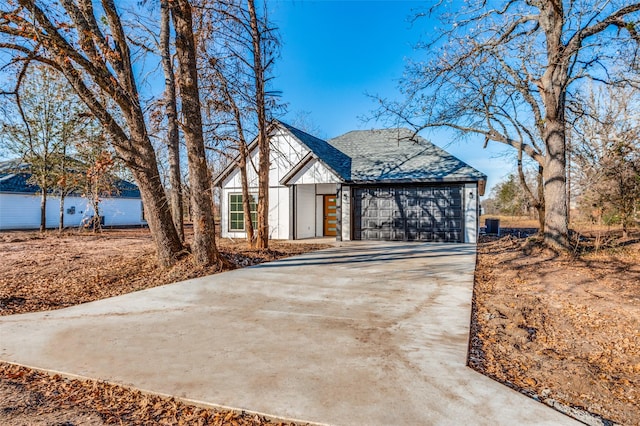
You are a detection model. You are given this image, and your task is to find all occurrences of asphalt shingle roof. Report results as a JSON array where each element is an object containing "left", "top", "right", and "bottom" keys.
[
  {"left": 276, "top": 121, "right": 352, "bottom": 180},
  {"left": 0, "top": 159, "right": 141, "bottom": 198},
  {"left": 324, "top": 128, "right": 486, "bottom": 183}
]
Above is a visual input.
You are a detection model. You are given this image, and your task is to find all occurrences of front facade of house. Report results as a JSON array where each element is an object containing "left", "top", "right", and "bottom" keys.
[
  {"left": 0, "top": 161, "right": 146, "bottom": 230},
  {"left": 214, "top": 122, "right": 486, "bottom": 243}
]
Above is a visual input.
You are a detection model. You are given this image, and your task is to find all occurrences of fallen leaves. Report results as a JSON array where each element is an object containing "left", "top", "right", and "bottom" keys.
[
  {"left": 0, "top": 229, "right": 327, "bottom": 424},
  {"left": 470, "top": 236, "right": 640, "bottom": 425},
  {"left": 0, "top": 362, "right": 301, "bottom": 425},
  {"left": 0, "top": 229, "right": 329, "bottom": 317}
]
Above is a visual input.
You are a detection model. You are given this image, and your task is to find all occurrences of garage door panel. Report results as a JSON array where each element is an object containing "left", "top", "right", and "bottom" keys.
[{"left": 354, "top": 185, "right": 463, "bottom": 242}]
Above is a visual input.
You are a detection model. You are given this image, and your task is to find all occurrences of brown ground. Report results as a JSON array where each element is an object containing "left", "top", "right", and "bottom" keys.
[
  {"left": 0, "top": 228, "right": 326, "bottom": 425},
  {"left": 470, "top": 233, "right": 640, "bottom": 425},
  {"left": 0, "top": 229, "right": 328, "bottom": 316},
  {"left": 1, "top": 227, "right": 639, "bottom": 424}
]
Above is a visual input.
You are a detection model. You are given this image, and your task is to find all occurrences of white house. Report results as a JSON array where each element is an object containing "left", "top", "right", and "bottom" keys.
[
  {"left": 214, "top": 121, "right": 487, "bottom": 243},
  {"left": 0, "top": 160, "right": 146, "bottom": 230}
]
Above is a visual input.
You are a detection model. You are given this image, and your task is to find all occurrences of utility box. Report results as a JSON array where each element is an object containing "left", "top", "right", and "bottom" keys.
[{"left": 485, "top": 218, "right": 500, "bottom": 235}]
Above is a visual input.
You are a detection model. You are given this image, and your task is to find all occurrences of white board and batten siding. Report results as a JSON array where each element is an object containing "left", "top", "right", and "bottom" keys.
[
  {"left": 288, "top": 158, "right": 340, "bottom": 239},
  {"left": 287, "top": 158, "right": 340, "bottom": 186},
  {"left": 340, "top": 185, "right": 352, "bottom": 241},
  {"left": 463, "top": 183, "right": 479, "bottom": 244},
  {"left": 293, "top": 183, "right": 337, "bottom": 240},
  {"left": 295, "top": 184, "right": 315, "bottom": 239},
  {"left": 0, "top": 193, "right": 145, "bottom": 230},
  {"left": 219, "top": 129, "right": 308, "bottom": 240}
]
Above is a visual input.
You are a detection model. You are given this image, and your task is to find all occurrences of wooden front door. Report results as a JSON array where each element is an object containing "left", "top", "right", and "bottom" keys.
[{"left": 323, "top": 195, "right": 337, "bottom": 236}]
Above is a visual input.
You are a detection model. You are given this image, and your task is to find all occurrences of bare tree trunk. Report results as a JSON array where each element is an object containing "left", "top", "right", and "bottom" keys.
[
  {"left": 536, "top": 165, "right": 545, "bottom": 231},
  {"left": 160, "top": 0, "right": 184, "bottom": 242},
  {"left": 248, "top": 0, "right": 269, "bottom": 249},
  {"left": 131, "top": 155, "right": 185, "bottom": 266},
  {"left": 538, "top": 4, "right": 570, "bottom": 250},
  {"left": 39, "top": 188, "right": 47, "bottom": 232},
  {"left": 59, "top": 193, "right": 65, "bottom": 232},
  {"left": 517, "top": 146, "right": 545, "bottom": 232},
  {"left": 238, "top": 146, "right": 255, "bottom": 247},
  {"left": 1, "top": 0, "right": 185, "bottom": 267},
  {"left": 170, "top": 0, "right": 224, "bottom": 266},
  {"left": 542, "top": 119, "right": 569, "bottom": 249}
]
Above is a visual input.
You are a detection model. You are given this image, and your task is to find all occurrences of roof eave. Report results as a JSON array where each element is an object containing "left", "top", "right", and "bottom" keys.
[
  {"left": 212, "top": 139, "right": 260, "bottom": 187},
  {"left": 274, "top": 119, "right": 349, "bottom": 182},
  {"left": 279, "top": 152, "right": 314, "bottom": 186},
  {"left": 347, "top": 176, "right": 487, "bottom": 185}
]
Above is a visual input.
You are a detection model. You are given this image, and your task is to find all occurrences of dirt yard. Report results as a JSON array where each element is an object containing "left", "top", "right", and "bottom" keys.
[
  {"left": 0, "top": 229, "right": 326, "bottom": 425},
  {"left": 0, "top": 229, "right": 329, "bottom": 316},
  {"left": 470, "top": 234, "right": 640, "bottom": 425}
]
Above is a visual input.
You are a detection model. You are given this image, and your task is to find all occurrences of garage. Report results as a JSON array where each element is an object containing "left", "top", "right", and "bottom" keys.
[{"left": 353, "top": 185, "right": 463, "bottom": 242}]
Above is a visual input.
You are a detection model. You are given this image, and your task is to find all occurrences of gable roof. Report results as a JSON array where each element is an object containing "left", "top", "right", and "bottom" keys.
[
  {"left": 213, "top": 122, "right": 486, "bottom": 190},
  {"left": 0, "top": 159, "right": 141, "bottom": 198},
  {"left": 276, "top": 121, "right": 351, "bottom": 181},
  {"left": 326, "top": 128, "right": 486, "bottom": 184},
  {"left": 212, "top": 120, "right": 350, "bottom": 187}
]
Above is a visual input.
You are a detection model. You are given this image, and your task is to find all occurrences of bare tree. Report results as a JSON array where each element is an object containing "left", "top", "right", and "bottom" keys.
[
  {"left": 378, "top": 0, "right": 640, "bottom": 249},
  {"left": 207, "top": 58, "right": 257, "bottom": 246},
  {"left": 571, "top": 85, "right": 640, "bottom": 237},
  {"left": 0, "top": 0, "right": 184, "bottom": 266},
  {"left": 170, "top": 0, "right": 226, "bottom": 266},
  {"left": 160, "top": 0, "right": 184, "bottom": 242},
  {"left": 197, "top": 0, "right": 280, "bottom": 249},
  {"left": 517, "top": 145, "right": 545, "bottom": 230},
  {"left": 246, "top": 0, "right": 269, "bottom": 249}
]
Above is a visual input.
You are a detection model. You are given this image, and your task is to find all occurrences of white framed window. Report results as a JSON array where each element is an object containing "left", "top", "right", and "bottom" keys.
[{"left": 229, "top": 193, "right": 257, "bottom": 231}]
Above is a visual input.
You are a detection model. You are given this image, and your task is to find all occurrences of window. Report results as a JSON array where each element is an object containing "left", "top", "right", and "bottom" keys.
[{"left": 229, "top": 193, "right": 257, "bottom": 231}]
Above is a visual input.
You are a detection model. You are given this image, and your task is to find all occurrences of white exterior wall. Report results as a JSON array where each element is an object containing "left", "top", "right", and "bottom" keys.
[
  {"left": 315, "top": 195, "right": 324, "bottom": 237},
  {"left": 288, "top": 159, "right": 340, "bottom": 185},
  {"left": 340, "top": 185, "right": 351, "bottom": 241},
  {"left": 0, "top": 193, "right": 145, "bottom": 230},
  {"left": 296, "top": 185, "right": 316, "bottom": 239},
  {"left": 464, "top": 183, "right": 479, "bottom": 243},
  {"left": 220, "top": 129, "right": 307, "bottom": 239}
]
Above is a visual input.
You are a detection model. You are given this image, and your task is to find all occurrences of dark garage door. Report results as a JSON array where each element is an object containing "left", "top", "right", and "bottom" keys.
[{"left": 353, "top": 185, "right": 463, "bottom": 242}]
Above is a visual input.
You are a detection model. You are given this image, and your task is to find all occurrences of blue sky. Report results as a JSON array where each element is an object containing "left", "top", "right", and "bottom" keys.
[
  {"left": 0, "top": 0, "right": 514, "bottom": 194},
  {"left": 269, "top": 0, "right": 514, "bottom": 194}
]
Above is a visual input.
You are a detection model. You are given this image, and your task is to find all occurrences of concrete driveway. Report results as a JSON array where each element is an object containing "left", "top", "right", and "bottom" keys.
[{"left": 0, "top": 242, "right": 577, "bottom": 425}]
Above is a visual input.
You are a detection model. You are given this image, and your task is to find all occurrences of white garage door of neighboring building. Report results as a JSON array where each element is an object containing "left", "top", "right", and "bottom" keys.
[{"left": 353, "top": 185, "right": 463, "bottom": 242}]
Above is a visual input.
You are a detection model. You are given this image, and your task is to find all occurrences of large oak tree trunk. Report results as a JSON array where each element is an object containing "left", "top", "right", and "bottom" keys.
[
  {"left": 5, "top": 0, "right": 185, "bottom": 267},
  {"left": 542, "top": 119, "right": 569, "bottom": 249},
  {"left": 131, "top": 155, "right": 185, "bottom": 266},
  {"left": 539, "top": 3, "right": 570, "bottom": 250},
  {"left": 170, "top": 0, "right": 223, "bottom": 266}
]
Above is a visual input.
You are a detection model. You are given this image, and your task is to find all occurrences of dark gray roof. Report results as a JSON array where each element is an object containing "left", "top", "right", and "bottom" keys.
[
  {"left": 326, "top": 128, "right": 486, "bottom": 183},
  {"left": 276, "top": 121, "right": 351, "bottom": 180},
  {"left": 212, "top": 122, "right": 486, "bottom": 187},
  {"left": 0, "top": 159, "right": 141, "bottom": 198},
  {"left": 0, "top": 161, "right": 40, "bottom": 193}
]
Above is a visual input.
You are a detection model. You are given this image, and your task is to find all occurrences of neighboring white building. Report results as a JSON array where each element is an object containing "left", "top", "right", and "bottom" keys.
[
  {"left": 0, "top": 161, "right": 146, "bottom": 230},
  {"left": 214, "top": 121, "right": 487, "bottom": 243}
]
